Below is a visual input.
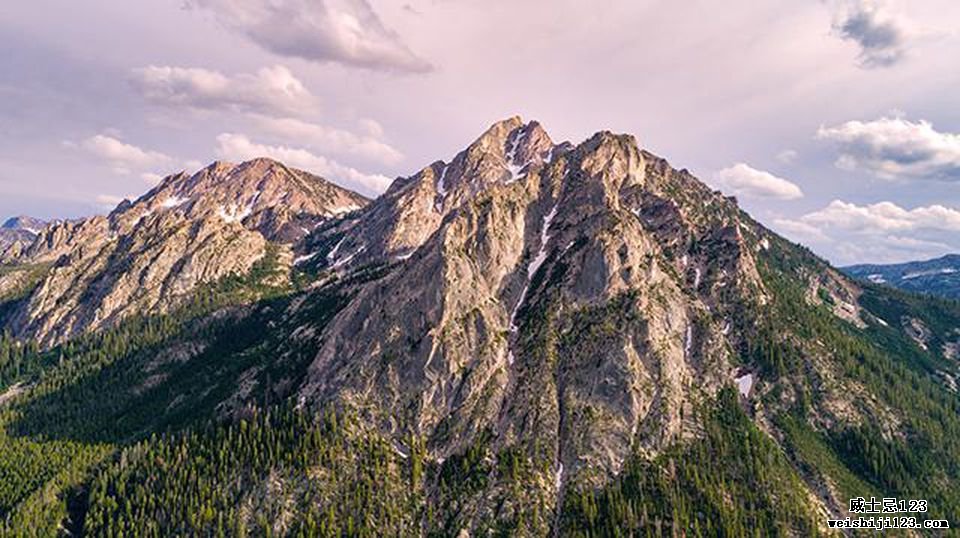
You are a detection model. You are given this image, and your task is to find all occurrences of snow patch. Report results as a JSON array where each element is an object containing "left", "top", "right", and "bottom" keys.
[
  {"left": 692, "top": 267, "right": 702, "bottom": 289},
  {"left": 332, "top": 246, "right": 365, "bottom": 269},
  {"left": 902, "top": 267, "right": 957, "bottom": 280},
  {"left": 528, "top": 203, "right": 559, "bottom": 278},
  {"left": 555, "top": 463, "right": 564, "bottom": 490},
  {"left": 867, "top": 274, "right": 887, "bottom": 284},
  {"left": 684, "top": 326, "right": 693, "bottom": 357},
  {"left": 509, "top": 285, "right": 529, "bottom": 333},
  {"left": 507, "top": 350, "right": 515, "bottom": 365},
  {"left": 435, "top": 165, "right": 451, "bottom": 212},
  {"left": 505, "top": 128, "right": 527, "bottom": 181},
  {"left": 218, "top": 204, "right": 253, "bottom": 224},
  {"left": 326, "top": 237, "right": 346, "bottom": 261},
  {"left": 294, "top": 252, "right": 318, "bottom": 265},
  {"left": 162, "top": 196, "right": 189, "bottom": 208},
  {"left": 330, "top": 204, "right": 361, "bottom": 216},
  {"left": 734, "top": 373, "right": 754, "bottom": 398},
  {"left": 510, "top": 202, "right": 559, "bottom": 333}
]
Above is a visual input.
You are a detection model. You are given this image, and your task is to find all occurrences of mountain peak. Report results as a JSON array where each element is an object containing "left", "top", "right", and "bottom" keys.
[{"left": 2, "top": 216, "right": 45, "bottom": 232}]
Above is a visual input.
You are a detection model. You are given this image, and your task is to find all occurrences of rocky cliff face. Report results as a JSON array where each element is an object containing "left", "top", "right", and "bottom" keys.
[
  {"left": 5, "top": 119, "right": 957, "bottom": 535},
  {"left": 3, "top": 158, "right": 368, "bottom": 346},
  {"left": 292, "top": 118, "right": 840, "bottom": 526}
]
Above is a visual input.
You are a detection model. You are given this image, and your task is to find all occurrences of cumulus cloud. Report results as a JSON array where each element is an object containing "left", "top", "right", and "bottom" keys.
[
  {"left": 797, "top": 200, "right": 960, "bottom": 232},
  {"left": 774, "top": 200, "right": 960, "bottom": 264},
  {"left": 131, "top": 65, "right": 315, "bottom": 114},
  {"left": 184, "top": 0, "right": 432, "bottom": 73},
  {"left": 834, "top": 0, "right": 908, "bottom": 67},
  {"left": 817, "top": 116, "right": 960, "bottom": 180},
  {"left": 75, "top": 134, "right": 174, "bottom": 175},
  {"left": 214, "top": 133, "right": 392, "bottom": 195},
  {"left": 253, "top": 115, "right": 403, "bottom": 166},
  {"left": 712, "top": 163, "right": 804, "bottom": 200}
]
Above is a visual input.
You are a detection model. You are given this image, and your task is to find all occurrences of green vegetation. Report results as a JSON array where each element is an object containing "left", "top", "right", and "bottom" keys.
[
  {"left": 562, "top": 389, "right": 819, "bottom": 537},
  {"left": 755, "top": 237, "right": 960, "bottom": 523},
  {"left": 85, "top": 406, "right": 423, "bottom": 537},
  {"left": 2, "top": 225, "right": 960, "bottom": 535}
]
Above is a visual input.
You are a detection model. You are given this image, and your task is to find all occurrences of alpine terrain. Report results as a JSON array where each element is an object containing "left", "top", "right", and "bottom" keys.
[
  {"left": 845, "top": 254, "right": 960, "bottom": 300},
  {"left": 1, "top": 118, "right": 959, "bottom": 536}
]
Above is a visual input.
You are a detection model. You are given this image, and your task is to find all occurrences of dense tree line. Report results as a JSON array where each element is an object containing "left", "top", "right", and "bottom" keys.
[
  {"left": 561, "top": 389, "right": 819, "bottom": 537},
  {"left": 85, "top": 406, "right": 424, "bottom": 537}
]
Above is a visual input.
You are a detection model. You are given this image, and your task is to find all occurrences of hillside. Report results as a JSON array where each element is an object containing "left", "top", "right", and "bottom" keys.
[
  {"left": 0, "top": 119, "right": 958, "bottom": 536},
  {"left": 845, "top": 254, "right": 960, "bottom": 299}
]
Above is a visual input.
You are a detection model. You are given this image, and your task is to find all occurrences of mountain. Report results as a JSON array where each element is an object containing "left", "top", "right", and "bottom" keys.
[
  {"left": 0, "top": 158, "right": 367, "bottom": 346},
  {"left": 2, "top": 119, "right": 960, "bottom": 536},
  {"left": 844, "top": 254, "right": 960, "bottom": 299},
  {"left": 0, "top": 216, "right": 45, "bottom": 258}
]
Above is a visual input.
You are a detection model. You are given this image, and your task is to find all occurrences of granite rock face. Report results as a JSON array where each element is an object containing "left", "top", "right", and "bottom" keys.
[
  {"left": 4, "top": 158, "right": 368, "bottom": 346},
  {"left": 294, "top": 118, "right": 792, "bottom": 524}
]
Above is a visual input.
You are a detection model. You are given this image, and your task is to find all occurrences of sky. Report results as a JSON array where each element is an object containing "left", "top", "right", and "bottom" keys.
[{"left": 1, "top": 0, "right": 959, "bottom": 265}]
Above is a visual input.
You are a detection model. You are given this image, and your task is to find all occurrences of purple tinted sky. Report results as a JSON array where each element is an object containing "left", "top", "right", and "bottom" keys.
[{"left": 1, "top": 0, "right": 959, "bottom": 264}]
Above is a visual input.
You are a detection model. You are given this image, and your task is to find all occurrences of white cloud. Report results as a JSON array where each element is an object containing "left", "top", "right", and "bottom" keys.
[
  {"left": 95, "top": 194, "right": 126, "bottom": 206},
  {"left": 357, "top": 118, "right": 385, "bottom": 138},
  {"left": 140, "top": 172, "right": 164, "bottom": 184},
  {"left": 214, "top": 133, "right": 391, "bottom": 195},
  {"left": 94, "top": 193, "right": 138, "bottom": 210},
  {"left": 131, "top": 65, "right": 315, "bottom": 114},
  {"left": 253, "top": 115, "right": 403, "bottom": 166},
  {"left": 776, "top": 149, "right": 798, "bottom": 164},
  {"left": 833, "top": 0, "right": 908, "bottom": 67},
  {"left": 712, "top": 163, "right": 804, "bottom": 200},
  {"left": 774, "top": 200, "right": 960, "bottom": 264},
  {"left": 184, "top": 0, "right": 432, "bottom": 73},
  {"left": 817, "top": 116, "right": 960, "bottom": 180},
  {"left": 78, "top": 134, "right": 174, "bottom": 175},
  {"left": 771, "top": 218, "right": 830, "bottom": 242},
  {"left": 798, "top": 200, "right": 960, "bottom": 232}
]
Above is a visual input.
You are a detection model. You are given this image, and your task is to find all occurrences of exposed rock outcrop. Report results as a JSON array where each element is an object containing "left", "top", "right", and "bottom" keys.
[{"left": 4, "top": 159, "right": 368, "bottom": 346}]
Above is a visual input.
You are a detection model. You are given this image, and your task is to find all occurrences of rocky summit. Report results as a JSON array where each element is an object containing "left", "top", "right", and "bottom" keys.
[
  {"left": 0, "top": 158, "right": 368, "bottom": 346},
  {"left": 2, "top": 119, "right": 960, "bottom": 536}
]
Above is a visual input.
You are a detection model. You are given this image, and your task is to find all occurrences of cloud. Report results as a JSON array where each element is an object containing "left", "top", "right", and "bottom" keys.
[
  {"left": 774, "top": 200, "right": 960, "bottom": 264},
  {"left": 776, "top": 149, "right": 798, "bottom": 165},
  {"left": 817, "top": 116, "right": 960, "bottom": 180},
  {"left": 253, "top": 115, "right": 403, "bottom": 166},
  {"left": 140, "top": 172, "right": 165, "bottom": 184},
  {"left": 130, "top": 65, "right": 315, "bottom": 114},
  {"left": 712, "top": 163, "right": 804, "bottom": 200},
  {"left": 76, "top": 134, "right": 174, "bottom": 175},
  {"left": 214, "top": 133, "right": 392, "bottom": 195},
  {"left": 834, "top": 0, "right": 908, "bottom": 67},
  {"left": 184, "top": 0, "right": 432, "bottom": 73},
  {"left": 797, "top": 200, "right": 960, "bottom": 232},
  {"left": 95, "top": 192, "right": 142, "bottom": 210}
]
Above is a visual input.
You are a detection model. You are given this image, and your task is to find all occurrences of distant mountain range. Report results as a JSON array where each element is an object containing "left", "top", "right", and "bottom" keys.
[
  {"left": 0, "top": 216, "right": 45, "bottom": 255},
  {"left": 844, "top": 254, "right": 960, "bottom": 299}
]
